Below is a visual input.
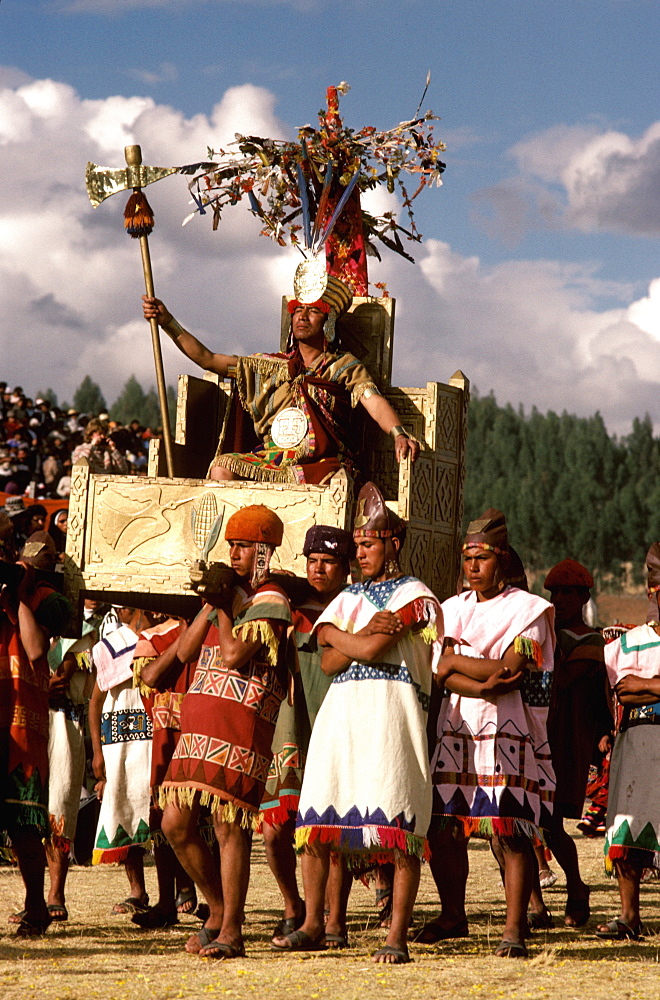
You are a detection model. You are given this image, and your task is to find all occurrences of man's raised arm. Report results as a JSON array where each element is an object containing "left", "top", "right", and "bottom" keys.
[{"left": 142, "top": 296, "right": 237, "bottom": 378}]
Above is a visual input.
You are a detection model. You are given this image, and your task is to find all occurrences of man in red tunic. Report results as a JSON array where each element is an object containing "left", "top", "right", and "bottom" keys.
[{"left": 160, "top": 504, "right": 291, "bottom": 960}]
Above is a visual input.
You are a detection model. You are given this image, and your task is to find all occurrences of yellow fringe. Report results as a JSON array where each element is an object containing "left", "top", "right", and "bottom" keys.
[
  {"left": 213, "top": 453, "right": 299, "bottom": 484},
  {"left": 420, "top": 624, "right": 438, "bottom": 644},
  {"left": 132, "top": 657, "right": 158, "bottom": 697},
  {"left": 74, "top": 651, "right": 93, "bottom": 672},
  {"left": 158, "top": 786, "right": 259, "bottom": 830},
  {"left": 232, "top": 619, "right": 279, "bottom": 666},
  {"left": 295, "top": 826, "right": 313, "bottom": 850}
]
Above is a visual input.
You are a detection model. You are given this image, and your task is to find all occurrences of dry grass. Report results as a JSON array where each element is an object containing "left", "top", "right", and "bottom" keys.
[{"left": 2, "top": 824, "right": 660, "bottom": 1000}]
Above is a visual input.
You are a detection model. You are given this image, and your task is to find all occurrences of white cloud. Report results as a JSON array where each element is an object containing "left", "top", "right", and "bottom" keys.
[
  {"left": 476, "top": 121, "right": 660, "bottom": 238},
  {"left": 0, "top": 76, "right": 292, "bottom": 407},
  {"left": 387, "top": 239, "right": 659, "bottom": 435},
  {"left": 0, "top": 71, "right": 658, "bottom": 439},
  {"left": 126, "top": 62, "right": 179, "bottom": 86}
]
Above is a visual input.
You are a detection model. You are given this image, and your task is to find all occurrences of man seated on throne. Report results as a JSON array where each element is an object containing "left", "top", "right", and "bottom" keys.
[{"left": 142, "top": 258, "right": 418, "bottom": 486}]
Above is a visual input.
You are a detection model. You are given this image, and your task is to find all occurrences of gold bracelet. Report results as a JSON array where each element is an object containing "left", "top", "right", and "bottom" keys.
[
  {"left": 390, "top": 424, "right": 409, "bottom": 439},
  {"left": 163, "top": 317, "right": 185, "bottom": 341}
]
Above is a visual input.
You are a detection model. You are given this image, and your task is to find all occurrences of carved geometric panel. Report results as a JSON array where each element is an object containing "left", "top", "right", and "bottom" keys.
[
  {"left": 433, "top": 463, "right": 457, "bottom": 529},
  {"left": 433, "top": 533, "right": 458, "bottom": 601},
  {"left": 436, "top": 389, "right": 460, "bottom": 457},
  {"left": 409, "top": 455, "right": 433, "bottom": 524},
  {"left": 402, "top": 527, "right": 433, "bottom": 588}
]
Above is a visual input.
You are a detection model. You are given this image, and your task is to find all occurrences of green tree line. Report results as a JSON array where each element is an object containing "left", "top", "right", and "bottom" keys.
[
  {"left": 38, "top": 376, "right": 177, "bottom": 432},
  {"left": 464, "top": 392, "right": 660, "bottom": 583}
]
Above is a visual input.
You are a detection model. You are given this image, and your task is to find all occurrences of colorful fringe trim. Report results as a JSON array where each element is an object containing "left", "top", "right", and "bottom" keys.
[
  {"left": 294, "top": 824, "right": 430, "bottom": 867},
  {"left": 437, "top": 814, "right": 542, "bottom": 845},
  {"left": 74, "top": 650, "right": 93, "bottom": 672},
  {"left": 513, "top": 635, "right": 544, "bottom": 670},
  {"left": 4, "top": 798, "right": 49, "bottom": 836},
  {"left": 50, "top": 834, "right": 72, "bottom": 855},
  {"left": 158, "top": 785, "right": 260, "bottom": 831},
  {"left": 351, "top": 380, "right": 380, "bottom": 408},
  {"left": 605, "top": 844, "right": 660, "bottom": 874},
  {"left": 92, "top": 838, "right": 151, "bottom": 865},
  {"left": 261, "top": 794, "right": 301, "bottom": 828},
  {"left": 232, "top": 619, "right": 279, "bottom": 667}
]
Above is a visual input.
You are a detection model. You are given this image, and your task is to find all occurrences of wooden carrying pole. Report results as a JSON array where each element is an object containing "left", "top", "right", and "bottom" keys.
[{"left": 124, "top": 144, "right": 175, "bottom": 478}]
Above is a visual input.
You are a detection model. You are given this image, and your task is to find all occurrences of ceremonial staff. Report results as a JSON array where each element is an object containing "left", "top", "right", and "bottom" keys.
[{"left": 85, "top": 146, "right": 177, "bottom": 477}]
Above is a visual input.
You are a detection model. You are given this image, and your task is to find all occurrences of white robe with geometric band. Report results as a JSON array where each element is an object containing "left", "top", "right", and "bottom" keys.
[
  {"left": 91, "top": 625, "right": 152, "bottom": 864},
  {"left": 295, "top": 575, "right": 442, "bottom": 867}
]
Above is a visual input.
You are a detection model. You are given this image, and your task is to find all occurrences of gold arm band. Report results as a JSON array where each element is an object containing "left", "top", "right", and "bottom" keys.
[
  {"left": 162, "top": 317, "right": 185, "bottom": 341},
  {"left": 361, "top": 385, "right": 381, "bottom": 400},
  {"left": 390, "top": 424, "right": 409, "bottom": 440}
]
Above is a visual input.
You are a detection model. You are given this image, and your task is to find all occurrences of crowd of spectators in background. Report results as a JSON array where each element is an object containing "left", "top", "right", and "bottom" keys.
[{"left": 0, "top": 381, "right": 159, "bottom": 500}]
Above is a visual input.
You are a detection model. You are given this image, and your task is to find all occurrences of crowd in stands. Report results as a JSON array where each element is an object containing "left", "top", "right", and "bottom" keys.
[{"left": 0, "top": 381, "right": 158, "bottom": 499}]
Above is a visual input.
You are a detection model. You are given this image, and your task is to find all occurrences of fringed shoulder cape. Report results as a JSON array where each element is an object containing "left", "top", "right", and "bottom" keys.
[
  {"left": 431, "top": 586, "right": 556, "bottom": 841},
  {"left": 604, "top": 625, "right": 660, "bottom": 870},
  {"left": 295, "top": 575, "right": 442, "bottom": 867},
  {"left": 161, "top": 580, "right": 291, "bottom": 830}
]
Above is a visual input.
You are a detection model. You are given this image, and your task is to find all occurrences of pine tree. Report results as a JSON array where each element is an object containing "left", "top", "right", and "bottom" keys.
[
  {"left": 35, "top": 387, "right": 58, "bottom": 407},
  {"left": 110, "top": 376, "right": 146, "bottom": 426},
  {"left": 72, "top": 376, "right": 107, "bottom": 415}
]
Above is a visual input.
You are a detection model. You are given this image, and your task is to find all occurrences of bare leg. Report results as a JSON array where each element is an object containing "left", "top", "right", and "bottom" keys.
[
  {"left": 45, "top": 842, "right": 69, "bottom": 918},
  {"left": 374, "top": 857, "right": 421, "bottom": 963},
  {"left": 325, "top": 855, "right": 352, "bottom": 941},
  {"left": 597, "top": 858, "right": 642, "bottom": 931},
  {"left": 162, "top": 800, "right": 224, "bottom": 951},
  {"left": 152, "top": 842, "right": 179, "bottom": 918},
  {"left": 546, "top": 817, "right": 589, "bottom": 925},
  {"left": 123, "top": 845, "right": 147, "bottom": 902},
  {"left": 533, "top": 842, "right": 556, "bottom": 883},
  {"left": 526, "top": 860, "right": 551, "bottom": 926},
  {"left": 494, "top": 833, "right": 534, "bottom": 951},
  {"left": 414, "top": 820, "right": 469, "bottom": 940},
  {"left": 375, "top": 863, "right": 394, "bottom": 927},
  {"left": 11, "top": 826, "right": 48, "bottom": 926},
  {"left": 272, "top": 844, "right": 330, "bottom": 946},
  {"left": 262, "top": 818, "right": 304, "bottom": 931},
  {"left": 198, "top": 818, "right": 252, "bottom": 956}
]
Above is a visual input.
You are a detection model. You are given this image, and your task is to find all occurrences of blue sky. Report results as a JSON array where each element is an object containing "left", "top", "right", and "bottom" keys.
[{"left": 1, "top": 0, "right": 658, "bottom": 433}]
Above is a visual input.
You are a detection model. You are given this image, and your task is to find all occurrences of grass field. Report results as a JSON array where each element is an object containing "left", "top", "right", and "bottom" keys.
[{"left": 2, "top": 824, "right": 659, "bottom": 1000}]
